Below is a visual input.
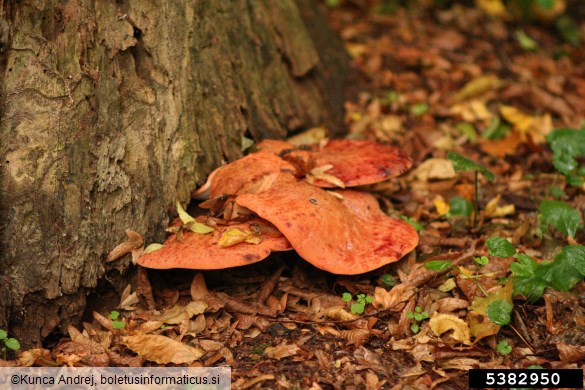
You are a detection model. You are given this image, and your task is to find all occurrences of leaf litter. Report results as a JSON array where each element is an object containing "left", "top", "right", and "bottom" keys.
[{"left": 3, "top": 1, "right": 585, "bottom": 389}]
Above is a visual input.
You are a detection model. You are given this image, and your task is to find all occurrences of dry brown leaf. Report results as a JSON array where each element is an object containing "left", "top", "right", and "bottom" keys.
[
  {"left": 339, "top": 328, "right": 371, "bottom": 345},
  {"left": 136, "top": 265, "right": 156, "bottom": 310},
  {"left": 479, "top": 131, "right": 522, "bottom": 157},
  {"left": 435, "top": 298, "right": 470, "bottom": 313},
  {"left": 372, "top": 284, "right": 416, "bottom": 311},
  {"left": 264, "top": 342, "right": 300, "bottom": 360},
  {"left": 154, "top": 301, "right": 207, "bottom": 324},
  {"left": 17, "top": 348, "right": 52, "bottom": 367},
  {"left": 453, "top": 75, "right": 501, "bottom": 102},
  {"left": 122, "top": 333, "right": 203, "bottom": 364},
  {"left": 411, "top": 158, "right": 456, "bottom": 182},
  {"left": 256, "top": 265, "right": 285, "bottom": 304},
  {"left": 107, "top": 229, "right": 143, "bottom": 262},
  {"left": 118, "top": 284, "right": 140, "bottom": 311},
  {"left": 190, "top": 272, "right": 209, "bottom": 301},
  {"left": 429, "top": 313, "right": 472, "bottom": 345},
  {"left": 555, "top": 342, "right": 585, "bottom": 363}
]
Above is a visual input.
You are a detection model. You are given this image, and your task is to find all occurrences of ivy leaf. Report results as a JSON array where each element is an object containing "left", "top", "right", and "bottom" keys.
[
  {"left": 486, "top": 237, "right": 516, "bottom": 257},
  {"left": 486, "top": 300, "right": 513, "bottom": 326},
  {"left": 557, "top": 245, "right": 585, "bottom": 276},
  {"left": 425, "top": 260, "right": 452, "bottom": 271},
  {"left": 447, "top": 151, "right": 495, "bottom": 181},
  {"left": 539, "top": 200, "right": 582, "bottom": 238},
  {"left": 448, "top": 196, "right": 472, "bottom": 218}
]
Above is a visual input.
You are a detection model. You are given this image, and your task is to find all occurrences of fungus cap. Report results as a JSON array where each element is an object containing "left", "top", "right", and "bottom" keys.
[
  {"left": 235, "top": 174, "right": 419, "bottom": 274},
  {"left": 137, "top": 219, "right": 292, "bottom": 270}
]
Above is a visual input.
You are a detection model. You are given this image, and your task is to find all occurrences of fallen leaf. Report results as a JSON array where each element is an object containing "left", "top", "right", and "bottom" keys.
[
  {"left": 468, "top": 281, "right": 514, "bottom": 342},
  {"left": 453, "top": 75, "right": 501, "bottom": 102},
  {"left": 411, "top": 158, "right": 456, "bottom": 182},
  {"left": 218, "top": 227, "right": 262, "bottom": 247},
  {"left": 372, "top": 284, "right": 416, "bottom": 311},
  {"left": 106, "top": 229, "right": 143, "bottom": 262},
  {"left": 429, "top": 313, "right": 472, "bottom": 345},
  {"left": 264, "top": 342, "right": 300, "bottom": 359},
  {"left": 484, "top": 195, "right": 515, "bottom": 218},
  {"left": 122, "top": 333, "right": 203, "bottom": 364}
]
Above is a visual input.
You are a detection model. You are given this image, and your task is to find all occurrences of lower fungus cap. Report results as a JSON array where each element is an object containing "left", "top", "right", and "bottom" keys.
[
  {"left": 137, "top": 218, "right": 292, "bottom": 270},
  {"left": 235, "top": 174, "right": 419, "bottom": 274}
]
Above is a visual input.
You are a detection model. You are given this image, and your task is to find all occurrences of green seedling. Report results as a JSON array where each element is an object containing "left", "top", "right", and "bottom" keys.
[
  {"left": 109, "top": 310, "right": 126, "bottom": 329},
  {"left": 448, "top": 196, "right": 473, "bottom": 219},
  {"left": 407, "top": 306, "right": 429, "bottom": 334},
  {"left": 474, "top": 256, "right": 489, "bottom": 266},
  {"left": 546, "top": 127, "right": 585, "bottom": 186},
  {"left": 0, "top": 329, "right": 21, "bottom": 359},
  {"left": 497, "top": 340, "right": 512, "bottom": 355},
  {"left": 342, "top": 293, "right": 374, "bottom": 315},
  {"left": 410, "top": 103, "right": 429, "bottom": 116},
  {"left": 539, "top": 200, "right": 583, "bottom": 239},
  {"left": 447, "top": 151, "right": 495, "bottom": 227}
]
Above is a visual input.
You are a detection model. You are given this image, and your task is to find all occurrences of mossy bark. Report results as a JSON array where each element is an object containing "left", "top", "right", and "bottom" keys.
[{"left": 0, "top": 0, "right": 350, "bottom": 346}]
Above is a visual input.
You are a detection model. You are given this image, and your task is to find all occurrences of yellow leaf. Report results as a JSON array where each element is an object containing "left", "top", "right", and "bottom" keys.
[
  {"left": 438, "top": 278, "right": 457, "bottom": 292},
  {"left": 218, "top": 228, "right": 261, "bottom": 247},
  {"left": 475, "top": 0, "right": 506, "bottom": 17},
  {"left": 143, "top": 243, "right": 163, "bottom": 254},
  {"left": 453, "top": 75, "right": 501, "bottom": 102},
  {"left": 468, "top": 281, "right": 514, "bottom": 342},
  {"left": 434, "top": 196, "right": 450, "bottom": 216},
  {"left": 287, "top": 126, "right": 328, "bottom": 146},
  {"left": 429, "top": 313, "right": 472, "bottom": 345},
  {"left": 176, "top": 201, "right": 195, "bottom": 224},
  {"left": 186, "top": 221, "right": 215, "bottom": 234},
  {"left": 307, "top": 165, "right": 345, "bottom": 188},
  {"left": 122, "top": 333, "right": 203, "bottom": 364},
  {"left": 484, "top": 195, "right": 515, "bottom": 218}
]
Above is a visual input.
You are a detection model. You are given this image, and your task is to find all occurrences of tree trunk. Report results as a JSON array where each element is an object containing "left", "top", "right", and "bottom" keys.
[{"left": 0, "top": 0, "right": 350, "bottom": 347}]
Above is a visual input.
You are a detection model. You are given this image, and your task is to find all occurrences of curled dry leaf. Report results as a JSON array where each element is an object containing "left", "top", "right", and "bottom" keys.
[
  {"left": 236, "top": 174, "right": 418, "bottom": 274},
  {"left": 18, "top": 348, "right": 52, "bottom": 367},
  {"left": 372, "top": 284, "right": 416, "bottom": 311},
  {"left": 153, "top": 301, "right": 207, "bottom": 324},
  {"left": 106, "top": 229, "right": 143, "bottom": 262},
  {"left": 218, "top": 227, "right": 262, "bottom": 247},
  {"left": 138, "top": 218, "right": 291, "bottom": 270},
  {"left": 122, "top": 333, "right": 204, "bottom": 364},
  {"left": 339, "top": 328, "right": 371, "bottom": 345},
  {"left": 411, "top": 158, "right": 456, "bottom": 182},
  {"left": 429, "top": 313, "right": 472, "bottom": 345}
]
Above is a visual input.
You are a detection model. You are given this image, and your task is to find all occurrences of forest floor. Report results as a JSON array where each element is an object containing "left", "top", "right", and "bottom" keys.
[{"left": 3, "top": 2, "right": 585, "bottom": 389}]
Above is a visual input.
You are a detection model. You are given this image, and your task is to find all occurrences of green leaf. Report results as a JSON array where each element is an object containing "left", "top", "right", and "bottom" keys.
[
  {"left": 109, "top": 311, "right": 120, "bottom": 320},
  {"left": 556, "top": 16, "right": 582, "bottom": 46},
  {"left": 447, "top": 151, "right": 495, "bottom": 181},
  {"left": 342, "top": 292, "right": 352, "bottom": 302},
  {"left": 486, "top": 300, "right": 513, "bottom": 326},
  {"left": 381, "top": 274, "right": 396, "bottom": 287},
  {"left": 410, "top": 323, "right": 420, "bottom": 334},
  {"left": 516, "top": 29, "right": 538, "bottom": 51},
  {"left": 457, "top": 122, "right": 477, "bottom": 143},
  {"left": 401, "top": 215, "right": 423, "bottom": 232},
  {"left": 112, "top": 321, "right": 126, "bottom": 329},
  {"left": 482, "top": 116, "right": 510, "bottom": 140},
  {"left": 549, "top": 186, "right": 566, "bottom": 199},
  {"left": 448, "top": 196, "right": 472, "bottom": 218},
  {"left": 351, "top": 303, "right": 365, "bottom": 314},
  {"left": 486, "top": 237, "right": 516, "bottom": 257},
  {"left": 425, "top": 260, "right": 452, "bottom": 271},
  {"left": 539, "top": 200, "right": 582, "bottom": 238},
  {"left": 410, "top": 103, "right": 429, "bottom": 116},
  {"left": 5, "top": 338, "right": 20, "bottom": 351},
  {"left": 557, "top": 245, "right": 585, "bottom": 276},
  {"left": 546, "top": 128, "right": 585, "bottom": 182},
  {"left": 536, "top": 0, "right": 554, "bottom": 9},
  {"left": 407, "top": 311, "right": 414, "bottom": 319},
  {"left": 0, "top": 330, "right": 6, "bottom": 340},
  {"left": 474, "top": 256, "right": 489, "bottom": 266},
  {"left": 365, "top": 296, "right": 374, "bottom": 304},
  {"left": 496, "top": 340, "right": 512, "bottom": 355}
]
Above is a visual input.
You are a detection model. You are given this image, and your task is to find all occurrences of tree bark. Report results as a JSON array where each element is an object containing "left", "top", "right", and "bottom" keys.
[{"left": 0, "top": 0, "right": 350, "bottom": 346}]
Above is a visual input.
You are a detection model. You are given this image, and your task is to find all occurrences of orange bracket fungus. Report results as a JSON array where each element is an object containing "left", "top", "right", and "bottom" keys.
[
  {"left": 236, "top": 174, "right": 418, "bottom": 274},
  {"left": 137, "top": 138, "right": 418, "bottom": 274},
  {"left": 138, "top": 218, "right": 292, "bottom": 270}
]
